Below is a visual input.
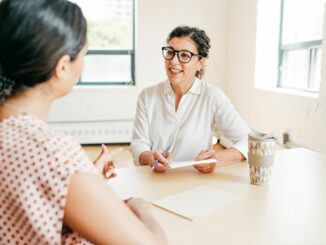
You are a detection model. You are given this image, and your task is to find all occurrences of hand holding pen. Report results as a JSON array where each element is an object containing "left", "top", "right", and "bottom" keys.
[{"left": 151, "top": 147, "right": 172, "bottom": 173}]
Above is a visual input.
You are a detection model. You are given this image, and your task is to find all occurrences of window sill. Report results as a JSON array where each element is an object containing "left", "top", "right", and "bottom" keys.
[
  {"left": 255, "top": 86, "right": 319, "bottom": 98},
  {"left": 74, "top": 84, "right": 136, "bottom": 91}
]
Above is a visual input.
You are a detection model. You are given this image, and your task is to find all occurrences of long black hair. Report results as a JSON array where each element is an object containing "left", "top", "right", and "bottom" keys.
[{"left": 0, "top": 0, "right": 87, "bottom": 101}]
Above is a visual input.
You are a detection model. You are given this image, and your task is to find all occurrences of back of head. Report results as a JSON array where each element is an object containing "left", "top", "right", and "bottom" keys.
[{"left": 0, "top": 0, "right": 87, "bottom": 101}]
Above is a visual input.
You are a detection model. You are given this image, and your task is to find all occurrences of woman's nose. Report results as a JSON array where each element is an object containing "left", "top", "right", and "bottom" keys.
[{"left": 170, "top": 53, "right": 180, "bottom": 64}]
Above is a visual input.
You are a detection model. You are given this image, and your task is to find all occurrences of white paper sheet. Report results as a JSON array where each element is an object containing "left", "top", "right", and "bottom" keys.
[
  {"left": 153, "top": 185, "right": 238, "bottom": 221},
  {"left": 169, "top": 159, "right": 217, "bottom": 169}
]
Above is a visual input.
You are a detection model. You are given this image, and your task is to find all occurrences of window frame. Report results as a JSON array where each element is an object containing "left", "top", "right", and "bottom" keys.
[
  {"left": 277, "top": 0, "right": 323, "bottom": 93},
  {"left": 76, "top": 0, "right": 136, "bottom": 86}
]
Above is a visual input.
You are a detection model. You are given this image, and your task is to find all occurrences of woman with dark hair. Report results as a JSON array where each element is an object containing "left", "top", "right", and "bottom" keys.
[
  {"left": 130, "top": 26, "right": 249, "bottom": 173},
  {"left": 0, "top": 0, "right": 166, "bottom": 244}
]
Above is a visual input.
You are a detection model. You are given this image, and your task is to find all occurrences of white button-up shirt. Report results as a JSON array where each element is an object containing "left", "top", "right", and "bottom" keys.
[{"left": 130, "top": 79, "right": 249, "bottom": 165}]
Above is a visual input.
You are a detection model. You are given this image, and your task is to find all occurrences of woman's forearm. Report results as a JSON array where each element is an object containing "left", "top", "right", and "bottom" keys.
[
  {"left": 215, "top": 147, "right": 245, "bottom": 167},
  {"left": 135, "top": 208, "right": 167, "bottom": 244}
]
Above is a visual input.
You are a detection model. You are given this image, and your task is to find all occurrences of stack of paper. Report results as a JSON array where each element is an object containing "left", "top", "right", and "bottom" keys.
[{"left": 153, "top": 185, "right": 238, "bottom": 221}]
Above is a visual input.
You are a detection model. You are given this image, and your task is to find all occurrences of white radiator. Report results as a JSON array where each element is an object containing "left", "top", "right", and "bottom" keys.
[{"left": 50, "top": 120, "right": 134, "bottom": 144}]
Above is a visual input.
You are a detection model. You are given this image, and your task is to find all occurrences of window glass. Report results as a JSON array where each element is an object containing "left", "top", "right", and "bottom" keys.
[
  {"left": 281, "top": 50, "right": 309, "bottom": 89},
  {"left": 70, "top": 0, "right": 134, "bottom": 85},
  {"left": 279, "top": 0, "right": 324, "bottom": 92},
  {"left": 282, "top": 0, "right": 325, "bottom": 44}
]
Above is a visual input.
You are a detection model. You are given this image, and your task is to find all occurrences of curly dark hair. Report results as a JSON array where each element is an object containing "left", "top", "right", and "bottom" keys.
[{"left": 167, "top": 26, "right": 211, "bottom": 79}]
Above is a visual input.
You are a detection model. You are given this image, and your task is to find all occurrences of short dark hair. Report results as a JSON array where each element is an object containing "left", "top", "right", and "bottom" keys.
[
  {"left": 0, "top": 0, "right": 87, "bottom": 101},
  {"left": 167, "top": 26, "right": 211, "bottom": 58},
  {"left": 166, "top": 26, "right": 211, "bottom": 79}
]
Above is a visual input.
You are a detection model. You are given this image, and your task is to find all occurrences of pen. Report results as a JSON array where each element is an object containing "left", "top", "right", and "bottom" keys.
[{"left": 152, "top": 146, "right": 170, "bottom": 170}]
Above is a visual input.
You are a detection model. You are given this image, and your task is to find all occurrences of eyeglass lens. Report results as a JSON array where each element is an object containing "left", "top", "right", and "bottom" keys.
[{"left": 162, "top": 47, "right": 193, "bottom": 63}]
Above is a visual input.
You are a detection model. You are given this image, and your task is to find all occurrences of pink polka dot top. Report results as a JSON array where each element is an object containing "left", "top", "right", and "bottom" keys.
[{"left": 0, "top": 114, "right": 99, "bottom": 244}]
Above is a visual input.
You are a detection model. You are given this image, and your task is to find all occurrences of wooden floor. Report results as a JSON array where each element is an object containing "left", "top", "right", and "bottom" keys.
[{"left": 82, "top": 144, "right": 134, "bottom": 168}]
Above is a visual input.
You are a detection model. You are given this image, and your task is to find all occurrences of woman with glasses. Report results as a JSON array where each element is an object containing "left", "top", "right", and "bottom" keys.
[
  {"left": 130, "top": 25, "right": 249, "bottom": 173},
  {"left": 0, "top": 0, "right": 167, "bottom": 244}
]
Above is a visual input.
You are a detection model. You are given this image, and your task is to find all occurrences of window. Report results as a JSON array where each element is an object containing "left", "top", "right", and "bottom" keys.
[
  {"left": 278, "top": 0, "right": 324, "bottom": 92},
  {"left": 71, "top": 0, "right": 135, "bottom": 85}
]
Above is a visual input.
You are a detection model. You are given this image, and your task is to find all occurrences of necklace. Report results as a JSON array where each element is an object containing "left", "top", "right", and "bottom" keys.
[{"left": 1, "top": 103, "right": 31, "bottom": 115}]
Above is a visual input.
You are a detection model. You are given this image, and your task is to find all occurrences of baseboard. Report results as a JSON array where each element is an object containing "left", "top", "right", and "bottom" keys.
[{"left": 50, "top": 120, "right": 134, "bottom": 144}]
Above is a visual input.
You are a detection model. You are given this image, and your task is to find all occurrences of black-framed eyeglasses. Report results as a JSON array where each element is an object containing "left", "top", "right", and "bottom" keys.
[{"left": 161, "top": 46, "right": 202, "bottom": 64}]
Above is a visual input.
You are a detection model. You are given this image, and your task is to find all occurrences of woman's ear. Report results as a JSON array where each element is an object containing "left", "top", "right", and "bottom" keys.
[
  {"left": 200, "top": 57, "right": 206, "bottom": 68},
  {"left": 197, "top": 57, "right": 206, "bottom": 71},
  {"left": 54, "top": 55, "right": 71, "bottom": 81}
]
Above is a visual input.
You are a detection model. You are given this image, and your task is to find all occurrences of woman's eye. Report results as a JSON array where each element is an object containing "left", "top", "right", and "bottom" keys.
[
  {"left": 167, "top": 50, "right": 175, "bottom": 56},
  {"left": 180, "top": 52, "right": 191, "bottom": 59}
]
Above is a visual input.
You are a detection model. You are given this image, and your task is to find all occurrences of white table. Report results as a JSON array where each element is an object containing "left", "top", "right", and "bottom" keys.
[{"left": 108, "top": 148, "right": 326, "bottom": 245}]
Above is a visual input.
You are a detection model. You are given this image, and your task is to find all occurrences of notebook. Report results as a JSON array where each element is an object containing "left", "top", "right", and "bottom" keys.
[
  {"left": 153, "top": 185, "right": 238, "bottom": 221},
  {"left": 169, "top": 158, "right": 217, "bottom": 169}
]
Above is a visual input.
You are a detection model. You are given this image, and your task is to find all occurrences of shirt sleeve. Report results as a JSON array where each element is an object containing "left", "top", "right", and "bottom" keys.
[
  {"left": 129, "top": 89, "right": 152, "bottom": 165},
  {"left": 212, "top": 89, "right": 250, "bottom": 158},
  {"left": 5, "top": 130, "right": 99, "bottom": 243},
  {"left": 39, "top": 134, "right": 99, "bottom": 240}
]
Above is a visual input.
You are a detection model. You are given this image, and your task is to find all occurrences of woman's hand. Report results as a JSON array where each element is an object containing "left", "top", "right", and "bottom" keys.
[
  {"left": 151, "top": 149, "right": 172, "bottom": 173},
  {"left": 139, "top": 150, "right": 172, "bottom": 173},
  {"left": 94, "top": 144, "right": 122, "bottom": 179},
  {"left": 193, "top": 150, "right": 217, "bottom": 173},
  {"left": 193, "top": 147, "right": 246, "bottom": 173}
]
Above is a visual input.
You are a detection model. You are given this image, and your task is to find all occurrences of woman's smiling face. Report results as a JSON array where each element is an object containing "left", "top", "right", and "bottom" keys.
[{"left": 164, "top": 37, "right": 204, "bottom": 87}]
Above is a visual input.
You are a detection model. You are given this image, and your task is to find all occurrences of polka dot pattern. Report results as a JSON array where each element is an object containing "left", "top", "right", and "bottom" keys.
[{"left": 0, "top": 115, "right": 99, "bottom": 244}]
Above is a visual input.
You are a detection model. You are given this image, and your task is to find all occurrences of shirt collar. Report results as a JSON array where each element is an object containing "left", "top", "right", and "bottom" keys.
[{"left": 163, "top": 78, "right": 202, "bottom": 96}]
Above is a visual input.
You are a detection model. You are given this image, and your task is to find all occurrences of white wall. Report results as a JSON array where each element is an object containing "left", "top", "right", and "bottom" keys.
[
  {"left": 136, "top": 0, "right": 228, "bottom": 90},
  {"left": 50, "top": 0, "right": 326, "bottom": 153},
  {"left": 49, "top": 0, "right": 228, "bottom": 125},
  {"left": 226, "top": 0, "right": 326, "bottom": 154}
]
